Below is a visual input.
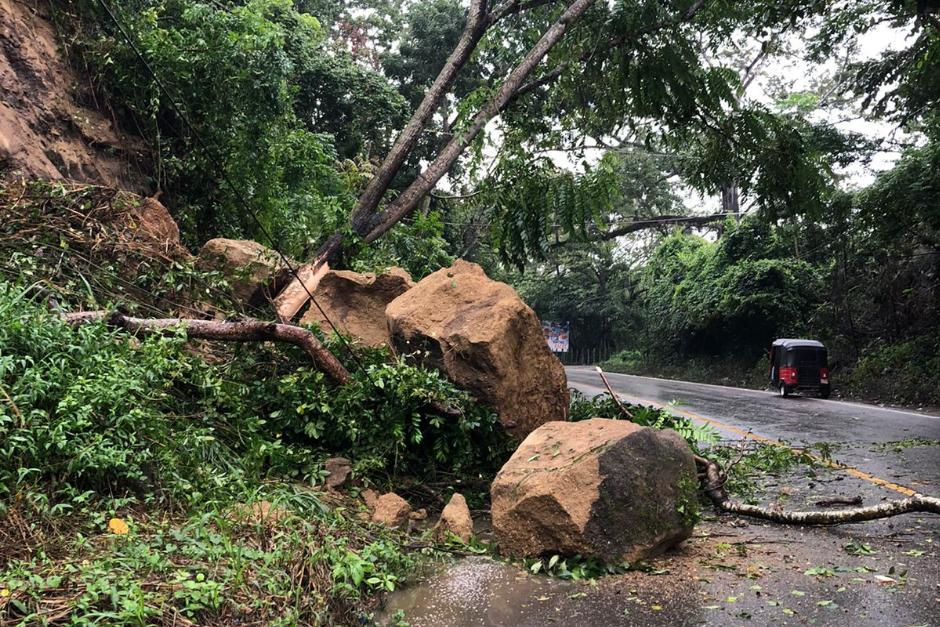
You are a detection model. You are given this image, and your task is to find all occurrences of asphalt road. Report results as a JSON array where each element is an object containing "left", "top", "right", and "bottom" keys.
[
  {"left": 566, "top": 366, "right": 940, "bottom": 496},
  {"left": 382, "top": 369, "right": 940, "bottom": 626}
]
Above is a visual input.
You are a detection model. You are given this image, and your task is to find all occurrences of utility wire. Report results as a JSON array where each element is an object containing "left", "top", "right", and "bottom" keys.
[{"left": 92, "top": 0, "right": 368, "bottom": 374}]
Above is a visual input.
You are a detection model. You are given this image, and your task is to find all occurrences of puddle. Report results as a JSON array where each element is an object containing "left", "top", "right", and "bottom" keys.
[{"left": 377, "top": 556, "right": 575, "bottom": 626}]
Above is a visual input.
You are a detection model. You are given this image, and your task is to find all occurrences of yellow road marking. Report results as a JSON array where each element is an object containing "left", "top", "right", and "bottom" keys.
[{"left": 577, "top": 381, "right": 918, "bottom": 497}]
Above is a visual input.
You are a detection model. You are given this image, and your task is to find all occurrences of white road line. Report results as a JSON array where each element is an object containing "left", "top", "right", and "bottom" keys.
[{"left": 565, "top": 367, "right": 940, "bottom": 421}]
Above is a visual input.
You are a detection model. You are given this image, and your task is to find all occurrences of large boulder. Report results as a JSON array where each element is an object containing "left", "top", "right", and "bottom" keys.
[
  {"left": 197, "top": 238, "right": 290, "bottom": 305},
  {"left": 491, "top": 418, "right": 698, "bottom": 563},
  {"left": 385, "top": 260, "right": 568, "bottom": 438},
  {"left": 301, "top": 268, "right": 413, "bottom": 346}
]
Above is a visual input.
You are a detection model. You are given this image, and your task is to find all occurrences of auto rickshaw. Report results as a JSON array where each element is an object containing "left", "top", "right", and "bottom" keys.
[{"left": 769, "top": 338, "right": 830, "bottom": 398}]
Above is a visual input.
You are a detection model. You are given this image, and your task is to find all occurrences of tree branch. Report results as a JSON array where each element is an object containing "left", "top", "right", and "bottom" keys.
[
  {"left": 490, "top": 0, "right": 560, "bottom": 23},
  {"left": 363, "top": 0, "right": 600, "bottom": 244},
  {"left": 695, "top": 455, "right": 940, "bottom": 525},
  {"left": 550, "top": 213, "right": 729, "bottom": 248},
  {"left": 65, "top": 311, "right": 351, "bottom": 385},
  {"left": 595, "top": 366, "right": 634, "bottom": 420}
]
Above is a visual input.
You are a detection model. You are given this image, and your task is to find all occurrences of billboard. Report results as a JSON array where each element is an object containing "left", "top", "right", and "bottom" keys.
[{"left": 541, "top": 320, "right": 570, "bottom": 353}]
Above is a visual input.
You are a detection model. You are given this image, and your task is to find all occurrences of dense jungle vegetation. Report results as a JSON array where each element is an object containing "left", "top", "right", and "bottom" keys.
[
  {"left": 48, "top": 0, "right": 939, "bottom": 404},
  {"left": 1, "top": 0, "right": 938, "bottom": 623}
]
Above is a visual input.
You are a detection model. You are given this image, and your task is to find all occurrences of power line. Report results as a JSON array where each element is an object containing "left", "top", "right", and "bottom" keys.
[{"left": 92, "top": 0, "right": 368, "bottom": 374}]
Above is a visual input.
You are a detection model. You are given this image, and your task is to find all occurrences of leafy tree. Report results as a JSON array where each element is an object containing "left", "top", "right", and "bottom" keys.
[
  {"left": 639, "top": 218, "right": 824, "bottom": 357},
  {"left": 510, "top": 243, "right": 639, "bottom": 354},
  {"left": 66, "top": 0, "right": 405, "bottom": 256}
]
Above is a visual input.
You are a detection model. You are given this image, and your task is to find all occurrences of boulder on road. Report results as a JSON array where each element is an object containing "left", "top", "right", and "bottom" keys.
[
  {"left": 197, "top": 238, "right": 290, "bottom": 305},
  {"left": 385, "top": 260, "right": 568, "bottom": 438},
  {"left": 491, "top": 418, "right": 698, "bottom": 563},
  {"left": 301, "top": 268, "right": 413, "bottom": 346}
]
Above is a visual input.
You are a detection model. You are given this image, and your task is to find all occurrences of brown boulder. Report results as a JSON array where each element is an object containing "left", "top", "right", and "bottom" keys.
[
  {"left": 361, "top": 488, "right": 380, "bottom": 512},
  {"left": 301, "top": 268, "right": 413, "bottom": 346},
  {"left": 197, "top": 238, "right": 289, "bottom": 304},
  {"left": 323, "top": 457, "right": 352, "bottom": 490},
  {"left": 385, "top": 260, "right": 568, "bottom": 438},
  {"left": 491, "top": 418, "right": 698, "bottom": 563},
  {"left": 435, "top": 492, "right": 474, "bottom": 543},
  {"left": 371, "top": 492, "right": 412, "bottom": 528},
  {"left": 132, "top": 197, "right": 180, "bottom": 246}
]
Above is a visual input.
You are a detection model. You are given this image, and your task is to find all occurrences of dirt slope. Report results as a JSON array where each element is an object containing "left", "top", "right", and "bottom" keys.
[{"left": 0, "top": 0, "right": 145, "bottom": 189}]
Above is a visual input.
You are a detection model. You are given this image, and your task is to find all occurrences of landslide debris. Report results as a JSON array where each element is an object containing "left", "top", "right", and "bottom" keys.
[
  {"left": 491, "top": 418, "right": 699, "bottom": 563},
  {"left": 386, "top": 259, "right": 569, "bottom": 439}
]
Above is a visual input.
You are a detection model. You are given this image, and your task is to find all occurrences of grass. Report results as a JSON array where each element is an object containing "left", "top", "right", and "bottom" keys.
[
  {"left": 600, "top": 351, "right": 768, "bottom": 391},
  {"left": 1, "top": 488, "right": 426, "bottom": 625}
]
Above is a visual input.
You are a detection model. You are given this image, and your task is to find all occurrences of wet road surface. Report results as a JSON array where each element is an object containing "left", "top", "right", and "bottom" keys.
[
  {"left": 566, "top": 366, "right": 940, "bottom": 496},
  {"left": 380, "top": 369, "right": 940, "bottom": 626}
]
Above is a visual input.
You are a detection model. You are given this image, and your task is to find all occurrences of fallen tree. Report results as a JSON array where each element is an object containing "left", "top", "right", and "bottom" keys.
[{"left": 64, "top": 311, "right": 351, "bottom": 384}]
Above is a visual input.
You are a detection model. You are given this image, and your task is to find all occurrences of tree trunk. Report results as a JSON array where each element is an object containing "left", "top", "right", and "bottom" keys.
[
  {"left": 349, "top": 0, "right": 490, "bottom": 229},
  {"left": 274, "top": 0, "right": 599, "bottom": 321},
  {"left": 361, "top": 0, "right": 599, "bottom": 244},
  {"left": 65, "top": 311, "right": 350, "bottom": 384}
]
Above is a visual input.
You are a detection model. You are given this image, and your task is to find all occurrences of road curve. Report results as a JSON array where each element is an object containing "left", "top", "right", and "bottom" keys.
[{"left": 565, "top": 366, "right": 940, "bottom": 495}]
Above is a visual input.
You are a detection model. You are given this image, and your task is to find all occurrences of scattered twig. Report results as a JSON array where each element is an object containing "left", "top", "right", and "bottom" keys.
[{"left": 594, "top": 366, "right": 634, "bottom": 420}]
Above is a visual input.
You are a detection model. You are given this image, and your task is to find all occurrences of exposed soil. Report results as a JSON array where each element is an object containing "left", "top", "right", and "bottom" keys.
[{"left": 0, "top": 0, "right": 146, "bottom": 189}]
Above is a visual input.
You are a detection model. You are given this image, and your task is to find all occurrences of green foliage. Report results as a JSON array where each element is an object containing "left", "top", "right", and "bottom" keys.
[
  {"left": 0, "top": 494, "right": 418, "bottom": 624},
  {"left": 639, "top": 218, "right": 824, "bottom": 358},
  {"left": 0, "top": 283, "right": 256, "bottom": 511},
  {"left": 64, "top": 0, "right": 405, "bottom": 256},
  {"left": 704, "top": 441, "right": 820, "bottom": 500},
  {"left": 567, "top": 390, "right": 719, "bottom": 453},
  {"left": 510, "top": 243, "right": 638, "bottom": 354},
  {"left": 840, "top": 334, "right": 940, "bottom": 406},
  {"left": 350, "top": 209, "right": 455, "bottom": 280},
  {"left": 0, "top": 281, "right": 510, "bottom": 518},
  {"left": 264, "top": 340, "right": 512, "bottom": 478}
]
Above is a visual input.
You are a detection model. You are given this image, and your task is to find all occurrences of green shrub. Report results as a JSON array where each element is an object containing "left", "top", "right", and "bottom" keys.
[
  {"left": 841, "top": 334, "right": 940, "bottom": 405},
  {"left": 567, "top": 390, "right": 718, "bottom": 453},
  {"left": 0, "top": 282, "right": 511, "bottom": 517}
]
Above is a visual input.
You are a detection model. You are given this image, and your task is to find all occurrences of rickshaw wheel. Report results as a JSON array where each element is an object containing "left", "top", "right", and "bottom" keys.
[{"left": 779, "top": 383, "right": 790, "bottom": 398}]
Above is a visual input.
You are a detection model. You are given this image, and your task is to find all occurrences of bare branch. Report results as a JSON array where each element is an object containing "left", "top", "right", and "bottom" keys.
[
  {"left": 695, "top": 455, "right": 940, "bottom": 525},
  {"left": 595, "top": 366, "right": 634, "bottom": 420},
  {"left": 65, "top": 311, "right": 351, "bottom": 384},
  {"left": 550, "top": 213, "right": 729, "bottom": 248}
]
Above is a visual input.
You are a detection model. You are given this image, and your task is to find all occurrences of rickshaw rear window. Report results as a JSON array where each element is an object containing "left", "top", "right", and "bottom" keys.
[{"left": 786, "top": 347, "right": 826, "bottom": 367}]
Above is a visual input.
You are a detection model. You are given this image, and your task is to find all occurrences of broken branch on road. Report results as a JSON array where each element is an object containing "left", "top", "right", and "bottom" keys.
[{"left": 695, "top": 454, "right": 940, "bottom": 524}]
